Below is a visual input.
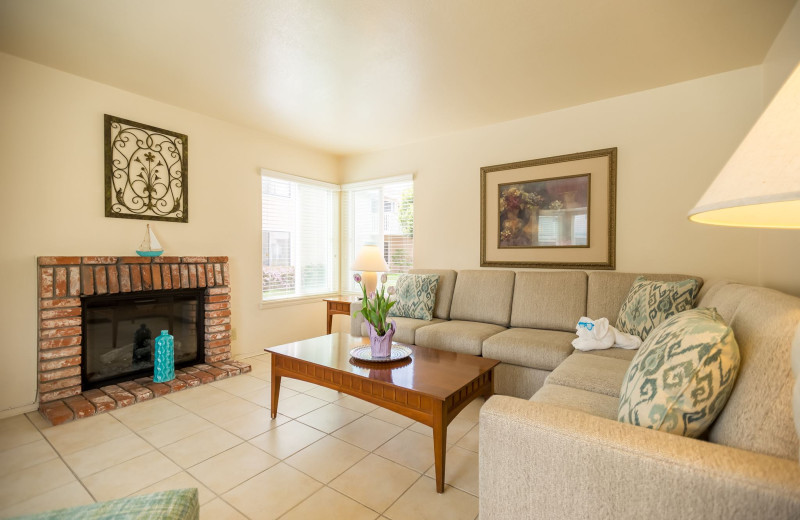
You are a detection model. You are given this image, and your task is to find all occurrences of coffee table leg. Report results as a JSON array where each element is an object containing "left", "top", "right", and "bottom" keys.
[{"left": 432, "top": 400, "right": 447, "bottom": 493}]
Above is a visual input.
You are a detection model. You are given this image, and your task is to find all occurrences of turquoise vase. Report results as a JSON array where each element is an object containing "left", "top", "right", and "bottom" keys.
[{"left": 153, "top": 330, "right": 175, "bottom": 383}]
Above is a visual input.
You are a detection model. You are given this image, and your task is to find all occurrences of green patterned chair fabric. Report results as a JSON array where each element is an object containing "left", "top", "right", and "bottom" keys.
[
  {"left": 11, "top": 488, "right": 199, "bottom": 520},
  {"left": 617, "top": 307, "right": 740, "bottom": 437},
  {"left": 616, "top": 276, "right": 699, "bottom": 340},
  {"left": 388, "top": 273, "right": 439, "bottom": 321}
]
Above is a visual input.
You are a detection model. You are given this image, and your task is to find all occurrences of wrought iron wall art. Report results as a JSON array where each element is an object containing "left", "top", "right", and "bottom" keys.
[{"left": 104, "top": 115, "right": 188, "bottom": 222}]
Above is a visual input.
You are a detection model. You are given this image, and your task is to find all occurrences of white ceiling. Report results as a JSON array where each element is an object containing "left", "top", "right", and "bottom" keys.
[{"left": 0, "top": 0, "right": 795, "bottom": 155}]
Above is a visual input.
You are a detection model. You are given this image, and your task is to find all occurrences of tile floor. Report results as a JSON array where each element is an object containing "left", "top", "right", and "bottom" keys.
[{"left": 0, "top": 353, "right": 483, "bottom": 520}]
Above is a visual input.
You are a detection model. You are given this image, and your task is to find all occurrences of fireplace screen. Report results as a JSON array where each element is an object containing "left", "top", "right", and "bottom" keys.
[{"left": 81, "top": 289, "right": 205, "bottom": 389}]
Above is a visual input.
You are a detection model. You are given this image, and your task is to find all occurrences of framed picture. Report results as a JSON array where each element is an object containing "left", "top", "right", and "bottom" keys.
[
  {"left": 481, "top": 148, "right": 616, "bottom": 269},
  {"left": 105, "top": 114, "right": 188, "bottom": 222}
]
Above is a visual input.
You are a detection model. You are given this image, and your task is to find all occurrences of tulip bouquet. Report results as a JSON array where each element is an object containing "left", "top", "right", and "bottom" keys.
[{"left": 353, "top": 273, "right": 396, "bottom": 336}]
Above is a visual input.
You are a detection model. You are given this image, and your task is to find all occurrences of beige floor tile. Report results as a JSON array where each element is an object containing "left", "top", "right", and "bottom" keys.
[
  {"left": 0, "top": 458, "right": 76, "bottom": 509},
  {"left": 161, "top": 426, "right": 243, "bottom": 468},
  {"left": 211, "top": 375, "right": 267, "bottom": 397},
  {"left": 456, "top": 424, "right": 479, "bottom": 453},
  {"left": 274, "top": 394, "right": 329, "bottom": 419},
  {"left": 296, "top": 404, "right": 363, "bottom": 433},
  {"left": 374, "top": 430, "right": 435, "bottom": 473},
  {"left": 25, "top": 411, "right": 53, "bottom": 432},
  {"left": 220, "top": 408, "right": 290, "bottom": 440},
  {"left": 165, "top": 384, "right": 237, "bottom": 410},
  {"left": 110, "top": 397, "right": 190, "bottom": 431},
  {"left": 222, "top": 463, "right": 322, "bottom": 520},
  {"left": 137, "top": 412, "right": 215, "bottom": 448},
  {"left": 133, "top": 471, "right": 215, "bottom": 506},
  {"left": 0, "top": 415, "right": 42, "bottom": 452},
  {"left": 304, "top": 386, "right": 345, "bottom": 402},
  {"left": 200, "top": 497, "right": 248, "bottom": 520},
  {"left": 249, "top": 421, "right": 326, "bottom": 459},
  {"left": 285, "top": 436, "right": 368, "bottom": 484},
  {"left": 335, "top": 395, "right": 379, "bottom": 414},
  {"left": 455, "top": 398, "right": 485, "bottom": 424},
  {"left": 280, "top": 487, "right": 378, "bottom": 520},
  {"left": 409, "top": 417, "right": 474, "bottom": 445},
  {"left": 280, "top": 378, "right": 318, "bottom": 392},
  {"left": 424, "top": 446, "right": 479, "bottom": 496},
  {"left": 63, "top": 432, "right": 154, "bottom": 478},
  {"left": 239, "top": 387, "right": 271, "bottom": 408},
  {"left": 42, "top": 413, "right": 130, "bottom": 456},
  {"left": 189, "top": 442, "right": 279, "bottom": 494},
  {"left": 368, "top": 407, "right": 415, "bottom": 428},
  {"left": 196, "top": 396, "right": 262, "bottom": 425},
  {"left": 0, "top": 481, "right": 93, "bottom": 519},
  {"left": 81, "top": 451, "right": 181, "bottom": 502},
  {"left": 330, "top": 454, "right": 420, "bottom": 513},
  {"left": 0, "top": 438, "right": 57, "bottom": 475},
  {"left": 332, "top": 416, "right": 402, "bottom": 452},
  {"left": 384, "top": 476, "right": 479, "bottom": 520}
]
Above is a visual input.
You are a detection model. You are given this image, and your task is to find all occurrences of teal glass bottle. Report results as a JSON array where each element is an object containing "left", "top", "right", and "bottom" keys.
[{"left": 153, "top": 330, "right": 175, "bottom": 383}]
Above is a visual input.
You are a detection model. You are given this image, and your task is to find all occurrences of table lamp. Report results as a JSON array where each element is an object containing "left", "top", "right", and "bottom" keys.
[
  {"left": 352, "top": 244, "right": 390, "bottom": 296},
  {"left": 688, "top": 62, "right": 800, "bottom": 228}
]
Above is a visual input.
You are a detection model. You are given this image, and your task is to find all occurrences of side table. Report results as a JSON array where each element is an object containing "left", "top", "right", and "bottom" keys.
[{"left": 323, "top": 295, "right": 360, "bottom": 334}]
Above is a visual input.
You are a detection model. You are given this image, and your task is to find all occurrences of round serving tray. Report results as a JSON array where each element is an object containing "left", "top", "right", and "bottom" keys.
[{"left": 350, "top": 344, "right": 412, "bottom": 363}]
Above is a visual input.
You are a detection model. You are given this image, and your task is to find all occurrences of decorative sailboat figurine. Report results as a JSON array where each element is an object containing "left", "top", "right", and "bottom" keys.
[{"left": 136, "top": 224, "right": 164, "bottom": 257}]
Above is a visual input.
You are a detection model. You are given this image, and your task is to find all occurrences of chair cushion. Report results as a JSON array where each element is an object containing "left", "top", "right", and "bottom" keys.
[
  {"left": 510, "top": 271, "right": 587, "bottom": 332},
  {"left": 546, "top": 352, "right": 631, "bottom": 398},
  {"left": 483, "top": 328, "right": 575, "bottom": 371},
  {"left": 616, "top": 276, "right": 699, "bottom": 340},
  {"left": 17, "top": 488, "right": 199, "bottom": 519},
  {"left": 531, "top": 383, "right": 620, "bottom": 420},
  {"left": 361, "top": 316, "right": 444, "bottom": 345},
  {"left": 617, "top": 307, "right": 740, "bottom": 438},
  {"left": 410, "top": 269, "right": 458, "bottom": 320},
  {"left": 414, "top": 320, "right": 506, "bottom": 355},
  {"left": 579, "top": 347, "right": 637, "bottom": 361},
  {"left": 388, "top": 273, "right": 439, "bottom": 321},
  {"left": 449, "top": 270, "right": 515, "bottom": 327}
]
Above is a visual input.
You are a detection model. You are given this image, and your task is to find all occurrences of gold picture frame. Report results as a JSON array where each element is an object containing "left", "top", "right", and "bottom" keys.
[{"left": 480, "top": 148, "right": 616, "bottom": 269}]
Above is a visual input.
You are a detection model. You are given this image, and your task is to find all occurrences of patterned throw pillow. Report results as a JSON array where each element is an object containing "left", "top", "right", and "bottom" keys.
[
  {"left": 388, "top": 274, "right": 439, "bottom": 321},
  {"left": 617, "top": 307, "right": 740, "bottom": 438},
  {"left": 616, "top": 276, "right": 699, "bottom": 340}
]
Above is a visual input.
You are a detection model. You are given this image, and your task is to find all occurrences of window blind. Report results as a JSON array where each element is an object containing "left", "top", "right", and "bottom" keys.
[{"left": 261, "top": 170, "right": 339, "bottom": 301}]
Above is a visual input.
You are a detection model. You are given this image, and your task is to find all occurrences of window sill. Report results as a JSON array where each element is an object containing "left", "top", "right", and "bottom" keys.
[{"left": 259, "top": 293, "right": 340, "bottom": 310}]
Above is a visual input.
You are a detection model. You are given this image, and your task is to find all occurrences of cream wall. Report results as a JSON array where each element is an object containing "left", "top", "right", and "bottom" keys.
[
  {"left": 0, "top": 53, "right": 340, "bottom": 416},
  {"left": 342, "top": 67, "right": 766, "bottom": 289}
]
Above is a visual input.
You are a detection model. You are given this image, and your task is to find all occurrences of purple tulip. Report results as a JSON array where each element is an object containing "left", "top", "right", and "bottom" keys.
[
  {"left": 387, "top": 286, "right": 396, "bottom": 295},
  {"left": 368, "top": 291, "right": 375, "bottom": 299},
  {"left": 353, "top": 273, "right": 362, "bottom": 283},
  {"left": 380, "top": 273, "right": 388, "bottom": 284}
]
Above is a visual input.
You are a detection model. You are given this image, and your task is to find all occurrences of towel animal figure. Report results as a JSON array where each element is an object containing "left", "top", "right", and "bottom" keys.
[{"left": 572, "top": 317, "right": 642, "bottom": 351}]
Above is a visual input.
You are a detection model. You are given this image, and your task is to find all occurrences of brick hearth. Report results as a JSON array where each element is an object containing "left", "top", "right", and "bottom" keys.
[{"left": 36, "top": 255, "right": 248, "bottom": 425}]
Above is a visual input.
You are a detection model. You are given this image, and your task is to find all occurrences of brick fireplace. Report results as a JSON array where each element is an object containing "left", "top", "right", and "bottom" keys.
[{"left": 36, "top": 255, "right": 249, "bottom": 425}]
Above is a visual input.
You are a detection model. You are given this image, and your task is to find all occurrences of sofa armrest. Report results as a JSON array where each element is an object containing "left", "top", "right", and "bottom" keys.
[
  {"left": 479, "top": 396, "right": 800, "bottom": 520},
  {"left": 350, "top": 300, "right": 364, "bottom": 337}
]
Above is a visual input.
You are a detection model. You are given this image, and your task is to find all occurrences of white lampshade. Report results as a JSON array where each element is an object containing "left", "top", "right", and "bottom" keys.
[
  {"left": 688, "top": 63, "right": 800, "bottom": 228},
  {"left": 351, "top": 244, "right": 389, "bottom": 272}
]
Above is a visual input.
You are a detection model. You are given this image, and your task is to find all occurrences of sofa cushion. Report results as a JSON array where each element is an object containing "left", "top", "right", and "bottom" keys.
[
  {"left": 616, "top": 276, "right": 699, "bottom": 340},
  {"left": 449, "top": 270, "right": 515, "bottom": 327},
  {"left": 483, "top": 328, "right": 575, "bottom": 371},
  {"left": 699, "top": 281, "right": 800, "bottom": 460},
  {"left": 587, "top": 272, "right": 703, "bottom": 327},
  {"left": 617, "top": 308, "right": 740, "bottom": 438},
  {"left": 546, "top": 352, "right": 630, "bottom": 397},
  {"left": 510, "top": 271, "right": 587, "bottom": 332},
  {"left": 389, "top": 273, "right": 439, "bottom": 321},
  {"left": 414, "top": 320, "right": 506, "bottom": 355},
  {"left": 530, "top": 383, "right": 619, "bottom": 420},
  {"left": 361, "top": 316, "right": 444, "bottom": 345},
  {"left": 579, "top": 347, "right": 637, "bottom": 362},
  {"left": 410, "top": 269, "right": 458, "bottom": 320}
]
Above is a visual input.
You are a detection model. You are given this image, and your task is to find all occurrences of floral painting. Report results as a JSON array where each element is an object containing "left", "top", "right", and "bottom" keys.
[{"left": 498, "top": 174, "right": 590, "bottom": 248}]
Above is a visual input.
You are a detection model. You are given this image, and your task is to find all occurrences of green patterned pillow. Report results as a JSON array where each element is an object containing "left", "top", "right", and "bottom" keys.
[
  {"left": 617, "top": 307, "right": 740, "bottom": 438},
  {"left": 388, "top": 274, "right": 439, "bottom": 321},
  {"left": 616, "top": 276, "right": 699, "bottom": 340}
]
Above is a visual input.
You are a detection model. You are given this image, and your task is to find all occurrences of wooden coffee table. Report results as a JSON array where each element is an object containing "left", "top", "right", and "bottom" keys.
[{"left": 266, "top": 333, "right": 499, "bottom": 493}]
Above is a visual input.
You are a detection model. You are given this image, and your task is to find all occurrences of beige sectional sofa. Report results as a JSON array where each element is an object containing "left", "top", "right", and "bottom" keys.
[{"left": 350, "top": 269, "right": 800, "bottom": 518}]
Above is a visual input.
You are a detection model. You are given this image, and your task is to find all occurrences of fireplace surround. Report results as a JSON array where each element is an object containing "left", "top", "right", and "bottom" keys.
[{"left": 36, "top": 255, "right": 246, "bottom": 425}]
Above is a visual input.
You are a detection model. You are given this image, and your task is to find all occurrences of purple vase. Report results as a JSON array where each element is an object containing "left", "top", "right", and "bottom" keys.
[{"left": 367, "top": 320, "right": 396, "bottom": 358}]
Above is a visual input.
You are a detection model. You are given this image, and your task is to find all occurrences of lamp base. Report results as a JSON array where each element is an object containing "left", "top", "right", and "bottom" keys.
[{"left": 362, "top": 271, "right": 378, "bottom": 297}]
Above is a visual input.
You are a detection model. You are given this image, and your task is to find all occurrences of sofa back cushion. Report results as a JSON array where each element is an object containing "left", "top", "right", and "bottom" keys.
[
  {"left": 510, "top": 271, "right": 587, "bottom": 331},
  {"left": 793, "top": 324, "right": 800, "bottom": 461},
  {"left": 700, "top": 281, "right": 800, "bottom": 461},
  {"left": 587, "top": 272, "right": 703, "bottom": 326},
  {"left": 410, "top": 269, "right": 458, "bottom": 320},
  {"left": 450, "top": 270, "right": 515, "bottom": 326}
]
